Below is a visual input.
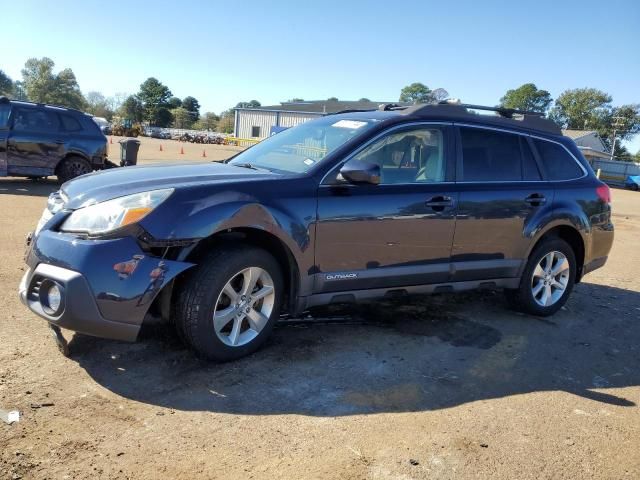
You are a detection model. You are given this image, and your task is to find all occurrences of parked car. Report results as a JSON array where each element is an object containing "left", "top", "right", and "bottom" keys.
[
  {"left": 624, "top": 175, "right": 640, "bottom": 191},
  {"left": 19, "top": 102, "right": 614, "bottom": 360},
  {"left": 0, "top": 97, "right": 108, "bottom": 182}
]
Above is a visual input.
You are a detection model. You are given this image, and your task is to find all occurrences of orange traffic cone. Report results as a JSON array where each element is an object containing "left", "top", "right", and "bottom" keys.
[
  {"left": 159, "top": 144, "right": 163, "bottom": 152},
  {"left": 180, "top": 146, "right": 184, "bottom": 155},
  {"left": 202, "top": 149, "right": 206, "bottom": 158}
]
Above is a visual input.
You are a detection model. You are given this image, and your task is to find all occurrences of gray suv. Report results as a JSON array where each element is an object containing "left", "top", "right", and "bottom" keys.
[{"left": 0, "top": 97, "right": 108, "bottom": 182}]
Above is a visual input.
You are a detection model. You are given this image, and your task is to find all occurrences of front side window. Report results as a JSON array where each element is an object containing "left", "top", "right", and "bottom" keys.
[
  {"left": 13, "top": 108, "right": 60, "bottom": 133},
  {"left": 229, "top": 116, "right": 378, "bottom": 174},
  {"left": 459, "top": 127, "right": 522, "bottom": 181},
  {"left": 534, "top": 139, "right": 584, "bottom": 180},
  {"left": 353, "top": 127, "right": 446, "bottom": 184}
]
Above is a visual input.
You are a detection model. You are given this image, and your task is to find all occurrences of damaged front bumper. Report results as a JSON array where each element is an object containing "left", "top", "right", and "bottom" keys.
[{"left": 19, "top": 230, "right": 194, "bottom": 341}]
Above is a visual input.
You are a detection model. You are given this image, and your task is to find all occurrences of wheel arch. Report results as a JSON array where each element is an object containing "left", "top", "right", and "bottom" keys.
[
  {"left": 525, "top": 224, "right": 586, "bottom": 282},
  {"left": 162, "top": 227, "right": 301, "bottom": 317},
  {"left": 54, "top": 152, "right": 91, "bottom": 175}
]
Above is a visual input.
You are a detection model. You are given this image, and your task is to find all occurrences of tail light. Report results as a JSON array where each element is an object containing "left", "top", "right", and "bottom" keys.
[{"left": 596, "top": 184, "right": 611, "bottom": 204}]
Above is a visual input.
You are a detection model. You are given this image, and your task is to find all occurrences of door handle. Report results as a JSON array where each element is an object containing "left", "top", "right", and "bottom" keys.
[
  {"left": 524, "top": 193, "right": 546, "bottom": 206},
  {"left": 426, "top": 195, "right": 454, "bottom": 211}
]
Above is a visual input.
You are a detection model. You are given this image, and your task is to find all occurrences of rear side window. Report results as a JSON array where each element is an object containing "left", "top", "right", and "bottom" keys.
[
  {"left": 459, "top": 127, "right": 521, "bottom": 181},
  {"left": 60, "top": 114, "right": 83, "bottom": 132},
  {"left": 534, "top": 139, "right": 584, "bottom": 180},
  {"left": 13, "top": 108, "right": 60, "bottom": 133}
]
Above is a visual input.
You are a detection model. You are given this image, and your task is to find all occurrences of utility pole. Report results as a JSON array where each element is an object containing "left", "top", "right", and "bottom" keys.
[{"left": 610, "top": 116, "right": 626, "bottom": 161}]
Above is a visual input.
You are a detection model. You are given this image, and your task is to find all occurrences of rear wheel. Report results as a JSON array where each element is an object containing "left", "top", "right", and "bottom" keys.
[
  {"left": 56, "top": 156, "right": 92, "bottom": 183},
  {"left": 505, "top": 238, "right": 576, "bottom": 316},
  {"left": 173, "top": 246, "right": 283, "bottom": 361}
]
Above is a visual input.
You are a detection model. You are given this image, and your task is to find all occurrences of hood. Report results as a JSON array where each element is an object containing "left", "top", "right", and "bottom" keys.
[{"left": 62, "top": 162, "right": 275, "bottom": 209}]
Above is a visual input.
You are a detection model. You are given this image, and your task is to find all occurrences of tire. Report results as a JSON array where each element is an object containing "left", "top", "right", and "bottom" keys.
[
  {"left": 56, "top": 156, "right": 92, "bottom": 183},
  {"left": 173, "top": 246, "right": 284, "bottom": 361},
  {"left": 505, "top": 237, "right": 576, "bottom": 317}
]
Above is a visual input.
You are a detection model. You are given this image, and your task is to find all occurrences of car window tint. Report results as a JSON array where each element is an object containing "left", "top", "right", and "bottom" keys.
[
  {"left": 534, "top": 139, "right": 583, "bottom": 180},
  {"left": 460, "top": 127, "right": 522, "bottom": 181},
  {"left": 13, "top": 108, "right": 60, "bottom": 133},
  {"left": 60, "top": 114, "right": 83, "bottom": 132},
  {"left": 521, "top": 137, "right": 541, "bottom": 181},
  {"left": 354, "top": 127, "right": 446, "bottom": 184},
  {"left": 0, "top": 104, "right": 10, "bottom": 128}
]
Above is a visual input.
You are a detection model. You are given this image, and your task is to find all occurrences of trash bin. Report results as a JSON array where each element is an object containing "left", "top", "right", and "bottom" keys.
[{"left": 119, "top": 138, "right": 141, "bottom": 166}]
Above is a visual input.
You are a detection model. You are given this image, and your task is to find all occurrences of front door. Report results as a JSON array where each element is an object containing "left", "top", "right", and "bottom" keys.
[
  {"left": 7, "top": 106, "right": 64, "bottom": 176},
  {"left": 315, "top": 124, "right": 457, "bottom": 293},
  {"left": 451, "top": 125, "right": 553, "bottom": 281}
]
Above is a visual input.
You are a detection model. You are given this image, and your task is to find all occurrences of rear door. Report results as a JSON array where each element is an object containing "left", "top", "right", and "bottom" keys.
[
  {"left": 0, "top": 101, "right": 10, "bottom": 176},
  {"left": 450, "top": 125, "right": 553, "bottom": 281},
  {"left": 7, "top": 106, "right": 64, "bottom": 176}
]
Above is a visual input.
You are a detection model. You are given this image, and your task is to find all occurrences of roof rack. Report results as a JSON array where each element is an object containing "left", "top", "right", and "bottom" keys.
[
  {"left": 401, "top": 102, "right": 561, "bottom": 135},
  {"left": 2, "top": 98, "right": 84, "bottom": 113}
]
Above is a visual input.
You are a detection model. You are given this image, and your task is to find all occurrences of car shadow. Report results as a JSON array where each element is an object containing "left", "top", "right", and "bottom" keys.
[
  {"left": 0, "top": 178, "right": 58, "bottom": 197},
  {"left": 69, "top": 282, "right": 639, "bottom": 416}
]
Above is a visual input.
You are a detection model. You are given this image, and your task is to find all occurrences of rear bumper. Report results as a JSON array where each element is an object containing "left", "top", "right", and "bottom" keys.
[{"left": 19, "top": 229, "right": 194, "bottom": 341}]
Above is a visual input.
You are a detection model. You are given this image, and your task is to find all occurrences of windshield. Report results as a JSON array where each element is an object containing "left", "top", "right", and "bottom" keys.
[{"left": 228, "top": 116, "right": 378, "bottom": 173}]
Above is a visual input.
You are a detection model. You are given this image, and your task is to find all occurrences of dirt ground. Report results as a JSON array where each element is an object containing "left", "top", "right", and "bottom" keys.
[{"left": 0, "top": 153, "right": 639, "bottom": 479}]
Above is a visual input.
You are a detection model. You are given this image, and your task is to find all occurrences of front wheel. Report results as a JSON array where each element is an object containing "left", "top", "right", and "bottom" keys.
[
  {"left": 505, "top": 238, "right": 576, "bottom": 316},
  {"left": 173, "top": 246, "right": 283, "bottom": 361}
]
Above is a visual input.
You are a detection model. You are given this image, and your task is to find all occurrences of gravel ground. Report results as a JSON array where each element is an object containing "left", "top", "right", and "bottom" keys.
[{"left": 0, "top": 163, "right": 638, "bottom": 479}]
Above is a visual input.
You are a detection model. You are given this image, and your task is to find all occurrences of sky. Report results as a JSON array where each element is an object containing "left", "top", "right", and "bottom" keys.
[{"left": 3, "top": 0, "right": 639, "bottom": 151}]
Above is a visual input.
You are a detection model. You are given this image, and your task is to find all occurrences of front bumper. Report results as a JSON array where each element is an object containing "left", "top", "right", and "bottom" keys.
[{"left": 19, "top": 229, "right": 194, "bottom": 341}]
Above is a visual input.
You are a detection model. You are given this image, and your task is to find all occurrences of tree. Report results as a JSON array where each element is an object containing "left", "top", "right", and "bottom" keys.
[
  {"left": 85, "top": 91, "right": 114, "bottom": 119},
  {"left": 168, "top": 96, "right": 182, "bottom": 109},
  {"left": 192, "top": 111, "right": 219, "bottom": 131},
  {"left": 0, "top": 70, "right": 13, "bottom": 96},
  {"left": 182, "top": 96, "right": 200, "bottom": 120},
  {"left": 327, "top": 97, "right": 339, "bottom": 101},
  {"left": 550, "top": 88, "right": 612, "bottom": 130},
  {"left": 399, "top": 82, "right": 432, "bottom": 104},
  {"left": 218, "top": 109, "right": 235, "bottom": 133},
  {"left": 21, "top": 58, "right": 85, "bottom": 109},
  {"left": 550, "top": 88, "right": 640, "bottom": 154},
  {"left": 235, "top": 100, "right": 261, "bottom": 108},
  {"left": 119, "top": 95, "right": 144, "bottom": 123},
  {"left": 288, "top": 98, "right": 304, "bottom": 102},
  {"left": 499, "top": 83, "right": 552, "bottom": 113},
  {"left": 171, "top": 107, "right": 193, "bottom": 129},
  {"left": 430, "top": 88, "right": 450, "bottom": 102},
  {"left": 358, "top": 97, "right": 371, "bottom": 102},
  {"left": 137, "top": 77, "right": 172, "bottom": 125}
]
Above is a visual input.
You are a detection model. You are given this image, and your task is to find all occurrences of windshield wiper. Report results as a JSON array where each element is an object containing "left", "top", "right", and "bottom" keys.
[{"left": 232, "top": 162, "right": 269, "bottom": 172}]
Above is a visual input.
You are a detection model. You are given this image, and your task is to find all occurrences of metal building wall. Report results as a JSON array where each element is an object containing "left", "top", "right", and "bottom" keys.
[
  {"left": 237, "top": 111, "right": 278, "bottom": 139},
  {"left": 278, "top": 112, "right": 321, "bottom": 128}
]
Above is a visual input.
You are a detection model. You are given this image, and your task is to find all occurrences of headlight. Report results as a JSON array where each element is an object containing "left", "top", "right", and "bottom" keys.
[{"left": 60, "top": 189, "right": 174, "bottom": 235}]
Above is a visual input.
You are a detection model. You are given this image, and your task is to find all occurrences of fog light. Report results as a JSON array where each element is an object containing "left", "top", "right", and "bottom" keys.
[
  {"left": 39, "top": 280, "right": 64, "bottom": 316},
  {"left": 47, "top": 284, "right": 62, "bottom": 312}
]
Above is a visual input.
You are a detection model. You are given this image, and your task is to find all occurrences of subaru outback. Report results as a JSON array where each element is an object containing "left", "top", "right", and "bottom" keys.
[
  {"left": 18, "top": 102, "right": 614, "bottom": 360},
  {"left": 0, "top": 96, "right": 108, "bottom": 182}
]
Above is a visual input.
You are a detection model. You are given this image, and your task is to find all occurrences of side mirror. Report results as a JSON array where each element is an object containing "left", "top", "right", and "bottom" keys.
[{"left": 339, "top": 159, "right": 380, "bottom": 185}]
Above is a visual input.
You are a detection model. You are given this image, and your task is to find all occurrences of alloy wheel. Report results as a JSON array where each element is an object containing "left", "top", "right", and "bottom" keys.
[
  {"left": 212, "top": 267, "right": 275, "bottom": 347},
  {"left": 531, "top": 250, "right": 570, "bottom": 307}
]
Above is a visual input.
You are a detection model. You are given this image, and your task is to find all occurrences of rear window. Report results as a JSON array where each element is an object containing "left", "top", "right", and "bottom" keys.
[
  {"left": 459, "top": 127, "right": 522, "bottom": 181},
  {"left": 534, "top": 139, "right": 584, "bottom": 180},
  {"left": 60, "top": 114, "right": 83, "bottom": 132}
]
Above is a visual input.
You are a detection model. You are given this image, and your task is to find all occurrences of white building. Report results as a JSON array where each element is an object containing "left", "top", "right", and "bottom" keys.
[
  {"left": 234, "top": 100, "right": 391, "bottom": 140},
  {"left": 562, "top": 129, "right": 610, "bottom": 161}
]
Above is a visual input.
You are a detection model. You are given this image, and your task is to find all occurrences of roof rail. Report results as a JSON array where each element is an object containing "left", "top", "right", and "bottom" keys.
[
  {"left": 402, "top": 102, "right": 561, "bottom": 135},
  {"left": 6, "top": 98, "right": 83, "bottom": 113},
  {"left": 329, "top": 108, "right": 377, "bottom": 115},
  {"left": 378, "top": 103, "right": 408, "bottom": 111}
]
